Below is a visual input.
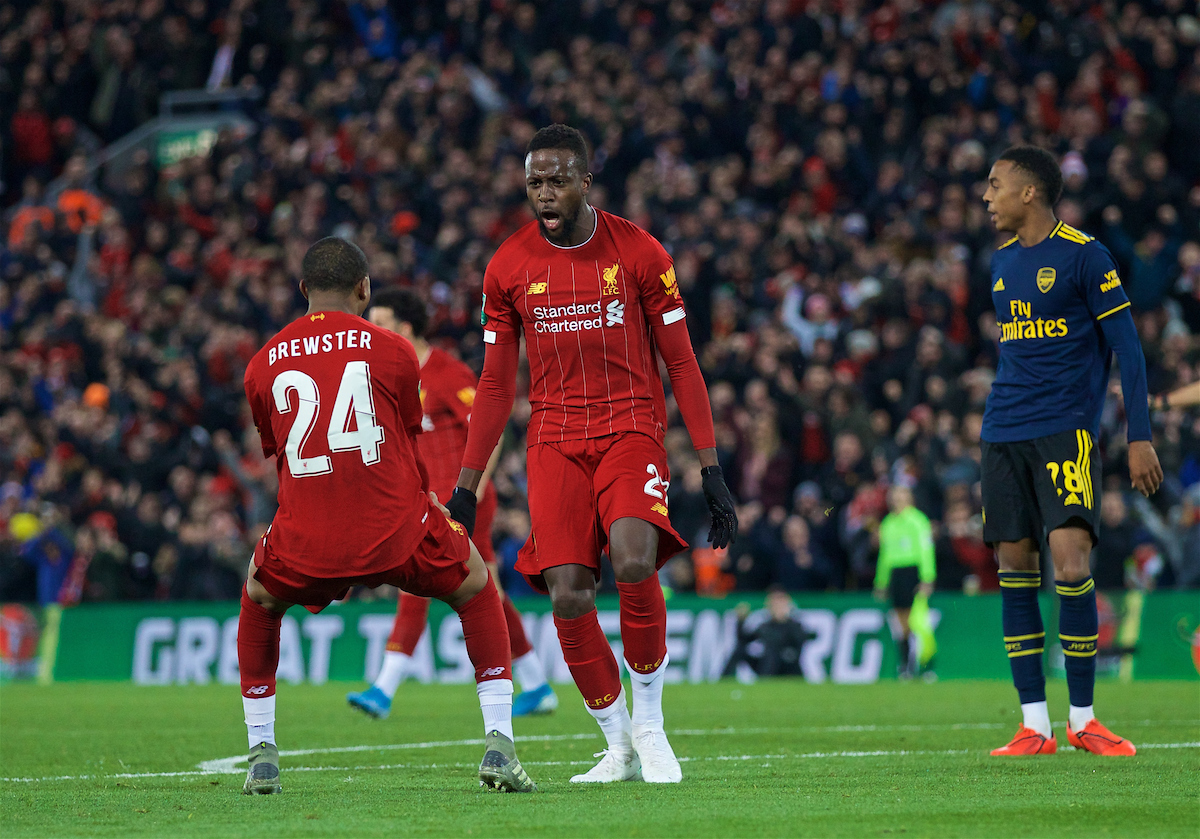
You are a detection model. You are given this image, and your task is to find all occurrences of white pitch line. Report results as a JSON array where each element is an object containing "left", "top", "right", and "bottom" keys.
[{"left": 3, "top": 740, "right": 1198, "bottom": 784}]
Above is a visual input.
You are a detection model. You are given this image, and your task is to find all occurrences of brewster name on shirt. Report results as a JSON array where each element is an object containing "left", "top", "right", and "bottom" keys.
[
  {"left": 532, "top": 301, "right": 602, "bottom": 334},
  {"left": 268, "top": 330, "right": 374, "bottom": 365}
]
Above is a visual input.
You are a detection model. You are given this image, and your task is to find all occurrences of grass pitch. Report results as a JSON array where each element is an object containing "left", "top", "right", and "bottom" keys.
[{"left": 1, "top": 679, "right": 1196, "bottom": 838}]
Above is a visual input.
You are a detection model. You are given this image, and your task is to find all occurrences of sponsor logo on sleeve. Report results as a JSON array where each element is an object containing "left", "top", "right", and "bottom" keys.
[
  {"left": 1100, "top": 270, "right": 1122, "bottom": 293},
  {"left": 480, "top": 293, "right": 487, "bottom": 325},
  {"left": 660, "top": 265, "right": 681, "bottom": 299}
]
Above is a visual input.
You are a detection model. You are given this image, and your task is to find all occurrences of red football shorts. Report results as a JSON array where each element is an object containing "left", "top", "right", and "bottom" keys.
[
  {"left": 475, "top": 481, "right": 498, "bottom": 565},
  {"left": 516, "top": 431, "right": 688, "bottom": 593},
  {"left": 252, "top": 493, "right": 472, "bottom": 613}
]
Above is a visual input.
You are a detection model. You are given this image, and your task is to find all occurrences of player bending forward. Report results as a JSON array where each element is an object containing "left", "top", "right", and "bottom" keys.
[
  {"left": 981, "top": 146, "right": 1162, "bottom": 756},
  {"left": 346, "top": 287, "right": 556, "bottom": 719},
  {"left": 445, "top": 125, "right": 739, "bottom": 784},
  {"left": 237, "top": 238, "right": 536, "bottom": 794}
]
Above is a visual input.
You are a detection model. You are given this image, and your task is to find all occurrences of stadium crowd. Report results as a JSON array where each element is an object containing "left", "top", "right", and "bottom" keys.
[{"left": 2, "top": 0, "right": 1199, "bottom": 608}]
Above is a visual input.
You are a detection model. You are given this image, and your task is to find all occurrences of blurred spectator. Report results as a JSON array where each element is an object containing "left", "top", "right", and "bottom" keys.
[
  {"left": 724, "top": 588, "right": 812, "bottom": 680},
  {"left": 1093, "top": 489, "right": 1160, "bottom": 590}
]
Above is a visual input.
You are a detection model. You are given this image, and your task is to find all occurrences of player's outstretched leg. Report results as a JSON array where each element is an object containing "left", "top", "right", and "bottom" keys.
[
  {"left": 619, "top": 575, "right": 681, "bottom": 783},
  {"left": 347, "top": 592, "right": 431, "bottom": 720},
  {"left": 1057, "top": 576, "right": 1135, "bottom": 755},
  {"left": 991, "top": 569, "right": 1056, "bottom": 756},
  {"left": 238, "top": 583, "right": 285, "bottom": 793},
  {"left": 503, "top": 595, "right": 557, "bottom": 717}
]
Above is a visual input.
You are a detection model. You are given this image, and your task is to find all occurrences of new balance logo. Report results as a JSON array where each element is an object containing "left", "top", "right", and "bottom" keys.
[
  {"left": 993, "top": 278, "right": 1005, "bottom": 292},
  {"left": 244, "top": 685, "right": 270, "bottom": 696},
  {"left": 606, "top": 299, "right": 625, "bottom": 326},
  {"left": 481, "top": 667, "right": 506, "bottom": 677},
  {"left": 651, "top": 502, "right": 669, "bottom": 517},
  {"left": 527, "top": 282, "right": 548, "bottom": 295}
]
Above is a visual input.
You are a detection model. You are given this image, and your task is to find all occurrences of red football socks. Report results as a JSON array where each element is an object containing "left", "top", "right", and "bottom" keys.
[
  {"left": 502, "top": 595, "right": 533, "bottom": 658},
  {"left": 454, "top": 572, "right": 512, "bottom": 682},
  {"left": 388, "top": 592, "right": 431, "bottom": 655},
  {"left": 555, "top": 609, "right": 621, "bottom": 710},
  {"left": 616, "top": 576, "right": 667, "bottom": 675},
  {"left": 238, "top": 584, "right": 283, "bottom": 698}
]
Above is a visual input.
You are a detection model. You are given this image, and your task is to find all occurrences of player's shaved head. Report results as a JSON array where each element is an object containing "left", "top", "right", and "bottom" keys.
[
  {"left": 527, "top": 124, "right": 589, "bottom": 174},
  {"left": 996, "top": 146, "right": 1063, "bottom": 207},
  {"left": 370, "top": 287, "right": 429, "bottom": 337},
  {"left": 302, "top": 237, "right": 369, "bottom": 293}
]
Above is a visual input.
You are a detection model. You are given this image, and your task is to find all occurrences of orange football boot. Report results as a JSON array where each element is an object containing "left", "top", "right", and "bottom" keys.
[
  {"left": 1066, "top": 720, "right": 1136, "bottom": 756},
  {"left": 990, "top": 725, "right": 1057, "bottom": 755}
]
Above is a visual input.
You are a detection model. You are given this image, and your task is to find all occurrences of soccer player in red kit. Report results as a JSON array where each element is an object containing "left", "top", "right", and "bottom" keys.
[
  {"left": 445, "top": 125, "right": 739, "bottom": 784},
  {"left": 238, "top": 237, "right": 536, "bottom": 794},
  {"left": 346, "top": 287, "right": 556, "bottom": 718}
]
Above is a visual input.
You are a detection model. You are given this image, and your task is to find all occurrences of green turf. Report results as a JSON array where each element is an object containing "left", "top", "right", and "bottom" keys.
[{"left": 1, "top": 679, "right": 1197, "bottom": 837}]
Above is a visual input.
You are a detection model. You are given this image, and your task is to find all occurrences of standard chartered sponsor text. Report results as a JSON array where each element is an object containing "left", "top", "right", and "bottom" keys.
[{"left": 533, "top": 301, "right": 605, "bottom": 333}]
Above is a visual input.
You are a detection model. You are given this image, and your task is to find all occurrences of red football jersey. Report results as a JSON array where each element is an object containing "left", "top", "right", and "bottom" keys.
[
  {"left": 416, "top": 347, "right": 478, "bottom": 499},
  {"left": 480, "top": 210, "right": 686, "bottom": 445},
  {"left": 243, "top": 310, "right": 429, "bottom": 578}
]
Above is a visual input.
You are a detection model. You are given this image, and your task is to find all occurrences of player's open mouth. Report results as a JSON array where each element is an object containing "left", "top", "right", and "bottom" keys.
[{"left": 540, "top": 211, "right": 562, "bottom": 230}]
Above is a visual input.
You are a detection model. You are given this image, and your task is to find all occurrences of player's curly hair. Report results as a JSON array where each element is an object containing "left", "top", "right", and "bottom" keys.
[
  {"left": 997, "top": 146, "right": 1064, "bottom": 207},
  {"left": 301, "top": 237, "right": 369, "bottom": 293},
  {"left": 527, "top": 124, "right": 590, "bottom": 171},
  {"left": 370, "top": 286, "right": 429, "bottom": 337}
]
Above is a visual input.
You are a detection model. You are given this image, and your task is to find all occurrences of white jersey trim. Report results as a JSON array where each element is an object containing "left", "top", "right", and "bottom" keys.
[{"left": 662, "top": 307, "right": 686, "bottom": 325}]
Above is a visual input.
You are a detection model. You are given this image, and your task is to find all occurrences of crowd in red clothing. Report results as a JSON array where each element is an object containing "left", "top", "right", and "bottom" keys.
[{"left": 2, "top": 0, "right": 1198, "bottom": 605}]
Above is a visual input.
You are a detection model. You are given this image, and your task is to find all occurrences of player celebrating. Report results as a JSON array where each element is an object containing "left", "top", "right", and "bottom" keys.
[
  {"left": 237, "top": 238, "right": 536, "bottom": 794},
  {"left": 980, "top": 147, "right": 1163, "bottom": 756},
  {"left": 444, "top": 125, "right": 738, "bottom": 784},
  {"left": 346, "top": 287, "right": 556, "bottom": 719}
]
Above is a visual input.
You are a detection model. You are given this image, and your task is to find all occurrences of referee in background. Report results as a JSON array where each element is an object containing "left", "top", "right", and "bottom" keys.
[
  {"left": 980, "top": 146, "right": 1162, "bottom": 757},
  {"left": 874, "top": 485, "right": 936, "bottom": 680}
]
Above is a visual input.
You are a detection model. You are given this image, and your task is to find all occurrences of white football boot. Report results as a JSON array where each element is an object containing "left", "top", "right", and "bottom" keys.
[
  {"left": 569, "top": 749, "right": 641, "bottom": 783},
  {"left": 632, "top": 724, "right": 682, "bottom": 783}
]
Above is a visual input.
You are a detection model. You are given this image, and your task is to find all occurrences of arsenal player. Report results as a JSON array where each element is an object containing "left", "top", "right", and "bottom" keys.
[
  {"left": 346, "top": 287, "right": 556, "bottom": 719},
  {"left": 446, "top": 125, "right": 739, "bottom": 784},
  {"left": 238, "top": 237, "right": 535, "bottom": 794}
]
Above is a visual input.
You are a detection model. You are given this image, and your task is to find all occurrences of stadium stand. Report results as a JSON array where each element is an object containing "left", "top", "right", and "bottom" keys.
[{"left": 2, "top": 0, "right": 1197, "bottom": 606}]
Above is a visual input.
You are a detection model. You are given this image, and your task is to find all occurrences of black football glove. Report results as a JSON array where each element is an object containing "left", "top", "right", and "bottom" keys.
[
  {"left": 701, "top": 464, "right": 738, "bottom": 549},
  {"left": 445, "top": 487, "right": 478, "bottom": 538}
]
